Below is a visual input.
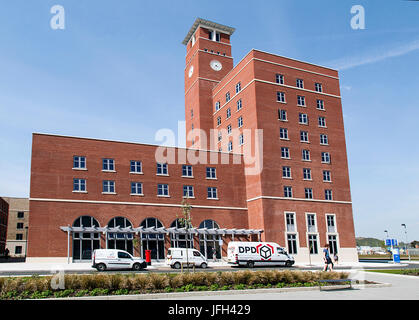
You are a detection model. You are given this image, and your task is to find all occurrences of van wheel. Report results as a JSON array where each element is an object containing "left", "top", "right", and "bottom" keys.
[
  {"left": 173, "top": 262, "right": 181, "bottom": 270},
  {"left": 132, "top": 263, "right": 142, "bottom": 271},
  {"left": 246, "top": 261, "right": 254, "bottom": 268},
  {"left": 200, "top": 262, "right": 208, "bottom": 269},
  {"left": 285, "top": 261, "right": 292, "bottom": 267},
  {"left": 96, "top": 263, "right": 106, "bottom": 272}
]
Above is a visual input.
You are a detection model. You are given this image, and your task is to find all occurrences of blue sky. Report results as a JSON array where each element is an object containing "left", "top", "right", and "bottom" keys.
[{"left": 0, "top": 0, "right": 418, "bottom": 242}]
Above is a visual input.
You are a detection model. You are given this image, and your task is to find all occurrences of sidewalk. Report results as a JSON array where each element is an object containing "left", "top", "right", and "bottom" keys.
[{"left": 0, "top": 259, "right": 411, "bottom": 274}]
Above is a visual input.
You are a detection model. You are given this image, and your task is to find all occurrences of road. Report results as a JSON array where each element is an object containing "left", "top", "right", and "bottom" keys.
[{"left": 0, "top": 260, "right": 417, "bottom": 277}]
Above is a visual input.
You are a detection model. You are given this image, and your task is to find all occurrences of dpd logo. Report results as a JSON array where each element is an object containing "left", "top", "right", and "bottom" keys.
[{"left": 256, "top": 244, "right": 274, "bottom": 260}]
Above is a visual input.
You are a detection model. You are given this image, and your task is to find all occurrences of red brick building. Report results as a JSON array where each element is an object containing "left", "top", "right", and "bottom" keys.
[{"left": 27, "top": 18, "right": 357, "bottom": 263}]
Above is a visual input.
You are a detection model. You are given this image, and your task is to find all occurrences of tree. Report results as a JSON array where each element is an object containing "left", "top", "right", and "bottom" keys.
[{"left": 177, "top": 199, "right": 193, "bottom": 272}]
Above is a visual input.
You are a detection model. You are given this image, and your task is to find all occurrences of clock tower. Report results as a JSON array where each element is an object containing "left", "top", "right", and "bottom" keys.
[{"left": 183, "top": 18, "right": 235, "bottom": 150}]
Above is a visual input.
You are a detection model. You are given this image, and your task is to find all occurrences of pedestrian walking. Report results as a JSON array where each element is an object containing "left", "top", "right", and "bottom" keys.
[
  {"left": 323, "top": 244, "right": 334, "bottom": 271},
  {"left": 4, "top": 248, "right": 10, "bottom": 260},
  {"left": 212, "top": 247, "right": 217, "bottom": 262}
]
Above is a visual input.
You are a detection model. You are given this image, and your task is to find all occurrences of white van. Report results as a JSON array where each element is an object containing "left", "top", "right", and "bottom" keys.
[
  {"left": 92, "top": 249, "right": 147, "bottom": 271},
  {"left": 227, "top": 241, "right": 294, "bottom": 268},
  {"left": 166, "top": 248, "right": 208, "bottom": 269}
]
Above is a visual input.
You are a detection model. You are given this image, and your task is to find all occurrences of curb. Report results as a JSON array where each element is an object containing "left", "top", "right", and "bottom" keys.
[{"left": 41, "top": 282, "right": 392, "bottom": 300}]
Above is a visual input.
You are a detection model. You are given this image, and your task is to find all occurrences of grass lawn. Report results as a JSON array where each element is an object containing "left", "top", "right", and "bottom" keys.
[{"left": 367, "top": 269, "right": 419, "bottom": 276}]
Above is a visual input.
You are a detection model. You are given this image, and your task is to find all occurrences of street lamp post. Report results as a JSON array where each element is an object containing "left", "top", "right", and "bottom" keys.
[
  {"left": 401, "top": 224, "right": 410, "bottom": 261},
  {"left": 384, "top": 230, "right": 392, "bottom": 260}
]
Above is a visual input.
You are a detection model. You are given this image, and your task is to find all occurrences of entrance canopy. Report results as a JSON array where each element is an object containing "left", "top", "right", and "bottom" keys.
[{"left": 60, "top": 225, "right": 263, "bottom": 236}]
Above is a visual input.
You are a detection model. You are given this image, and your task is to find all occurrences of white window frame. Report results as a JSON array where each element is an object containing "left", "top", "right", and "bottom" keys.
[
  {"left": 297, "top": 95, "right": 306, "bottom": 107},
  {"left": 320, "top": 134, "right": 329, "bottom": 145},
  {"left": 206, "top": 167, "right": 217, "bottom": 179},
  {"left": 300, "top": 131, "right": 309, "bottom": 143},
  {"left": 299, "top": 113, "right": 308, "bottom": 125},
  {"left": 183, "top": 185, "right": 195, "bottom": 198},
  {"left": 102, "top": 180, "right": 116, "bottom": 194},
  {"left": 318, "top": 116, "right": 326, "bottom": 128},
  {"left": 302, "top": 149, "right": 311, "bottom": 161},
  {"left": 182, "top": 165, "right": 193, "bottom": 178},
  {"left": 276, "top": 74, "right": 284, "bottom": 85},
  {"left": 207, "top": 187, "right": 218, "bottom": 200},
  {"left": 130, "top": 182, "right": 143, "bottom": 196},
  {"left": 102, "top": 158, "right": 115, "bottom": 172},
  {"left": 282, "top": 166, "right": 292, "bottom": 179},
  {"left": 321, "top": 152, "right": 331, "bottom": 164},
  {"left": 280, "top": 127, "right": 289, "bottom": 140},
  {"left": 281, "top": 147, "right": 290, "bottom": 159},
  {"left": 284, "top": 186, "right": 293, "bottom": 198},
  {"left": 306, "top": 212, "right": 317, "bottom": 233},
  {"left": 157, "top": 183, "right": 170, "bottom": 197},
  {"left": 277, "top": 91, "right": 286, "bottom": 103},
  {"left": 73, "top": 156, "right": 86, "bottom": 170},
  {"left": 73, "top": 178, "right": 87, "bottom": 193},
  {"left": 130, "top": 160, "right": 143, "bottom": 174},
  {"left": 303, "top": 168, "right": 312, "bottom": 180},
  {"left": 296, "top": 78, "right": 304, "bottom": 88},
  {"left": 156, "top": 163, "right": 169, "bottom": 176},
  {"left": 238, "top": 116, "right": 243, "bottom": 128}
]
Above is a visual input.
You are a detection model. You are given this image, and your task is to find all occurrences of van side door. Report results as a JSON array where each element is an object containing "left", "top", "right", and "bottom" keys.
[{"left": 113, "top": 251, "right": 133, "bottom": 269}]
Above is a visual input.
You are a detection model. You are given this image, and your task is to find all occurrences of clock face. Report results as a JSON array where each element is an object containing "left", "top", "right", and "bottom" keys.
[
  {"left": 210, "top": 60, "right": 222, "bottom": 71},
  {"left": 188, "top": 65, "right": 194, "bottom": 78}
]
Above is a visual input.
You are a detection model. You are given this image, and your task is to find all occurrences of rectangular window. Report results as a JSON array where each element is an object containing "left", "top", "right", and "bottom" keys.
[
  {"left": 130, "top": 160, "right": 142, "bottom": 173},
  {"left": 157, "top": 184, "right": 169, "bottom": 196},
  {"left": 237, "top": 99, "right": 242, "bottom": 111},
  {"left": 305, "top": 188, "right": 313, "bottom": 199},
  {"left": 297, "top": 96, "right": 306, "bottom": 106},
  {"left": 227, "top": 124, "right": 232, "bottom": 135},
  {"left": 327, "top": 215, "right": 336, "bottom": 233},
  {"left": 238, "top": 116, "right": 243, "bottom": 128},
  {"left": 217, "top": 116, "right": 221, "bottom": 126},
  {"left": 17, "top": 211, "right": 24, "bottom": 219},
  {"left": 218, "top": 131, "right": 222, "bottom": 142},
  {"left": 328, "top": 235, "right": 338, "bottom": 254},
  {"left": 102, "top": 158, "right": 115, "bottom": 171},
  {"left": 102, "top": 180, "right": 115, "bottom": 193},
  {"left": 278, "top": 109, "right": 287, "bottom": 121},
  {"left": 277, "top": 91, "right": 286, "bottom": 103},
  {"left": 315, "top": 82, "right": 323, "bottom": 92},
  {"left": 206, "top": 167, "right": 217, "bottom": 179},
  {"left": 325, "top": 189, "right": 333, "bottom": 200},
  {"left": 73, "top": 156, "right": 86, "bottom": 169},
  {"left": 131, "top": 182, "right": 143, "bottom": 195},
  {"left": 302, "top": 149, "right": 310, "bottom": 161},
  {"left": 322, "top": 152, "right": 331, "bottom": 163},
  {"left": 299, "top": 113, "right": 308, "bottom": 125},
  {"left": 226, "top": 92, "right": 230, "bottom": 102},
  {"left": 73, "top": 178, "right": 86, "bottom": 192},
  {"left": 307, "top": 214, "right": 316, "bottom": 232},
  {"left": 157, "top": 163, "right": 168, "bottom": 175},
  {"left": 300, "top": 131, "right": 309, "bottom": 142},
  {"left": 191, "top": 109, "right": 193, "bottom": 119},
  {"left": 320, "top": 134, "right": 328, "bottom": 145},
  {"left": 15, "top": 246, "right": 22, "bottom": 254},
  {"left": 17, "top": 222, "right": 24, "bottom": 230},
  {"left": 303, "top": 168, "right": 312, "bottom": 180},
  {"left": 183, "top": 185, "right": 194, "bottom": 198},
  {"left": 323, "top": 170, "right": 331, "bottom": 182},
  {"left": 286, "top": 213, "right": 296, "bottom": 232},
  {"left": 317, "top": 99, "right": 325, "bottom": 110},
  {"left": 235, "top": 82, "right": 241, "bottom": 93},
  {"left": 226, "top": 108, "right": 231, "bottom": 119},
  {"left": 318, "top": 117, "right": 326, "bottom": 127},
  {"left": 281, "top": 147, "right": 290, "bottom": 159},
  {"left": 16, "top": 234, "right": 23, "bottom": 240},
  {"left": 239, "top": 134, "right": 244, "bottom": 146},
  {"left": 276, "top": 74, "right": 284, "bottom": 84},
  {"left": 182, "top": 165, "right": 193, "bottom": 177},
  {"left": 308, "top": 234, "right": 318, "bottom": 254},
  {"left": 287, "top": 234, "right": 298, "bottom": 254},
  {"left": 280, "top": 128, "right": 289, "bottom": 140},
  {"left": 282, "top": 166, "right": 291, "bottom": 178},
  {"left": 296, "top": 79, "right": 304, "bottom": 88},
  {"left": 215, "top": 101, "right": 220, "bottom": 111},
  {"left": 284, "top": 186, "right": 293, "bottom": 198},
  {"left": 228, "top": 141, "right": 233, "bottom": 152},
  {"left": 207, "top": 187, "right": 218, "bottom": 199}
]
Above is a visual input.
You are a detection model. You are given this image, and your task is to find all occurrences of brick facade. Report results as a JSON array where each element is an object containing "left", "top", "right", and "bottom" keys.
[{"left": 27, "top": 18, "right": 357, "bottom": 263}]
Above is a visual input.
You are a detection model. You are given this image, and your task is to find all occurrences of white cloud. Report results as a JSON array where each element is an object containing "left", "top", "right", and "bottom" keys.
[{"left": 327, "top": 39, "right": 419, "bottom": 70}]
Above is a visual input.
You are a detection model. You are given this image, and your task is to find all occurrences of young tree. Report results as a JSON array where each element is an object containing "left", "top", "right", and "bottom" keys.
[{"left": 177, "top": 199, "right": 193, "bottom": 272}]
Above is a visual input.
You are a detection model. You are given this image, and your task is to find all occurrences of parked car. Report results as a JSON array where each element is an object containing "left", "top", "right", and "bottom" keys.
[
  {"left": 166, "top": 248, "right": 208, "bottom": 269},
  {"left": 92, "top": 249, "right": 147, "bottom": 271},
  {"left": 227, "top": 241, "right": 295, "bottom": 268}
]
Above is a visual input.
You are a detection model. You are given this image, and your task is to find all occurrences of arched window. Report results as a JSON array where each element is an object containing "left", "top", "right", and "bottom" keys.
[
  {"left": 140, "top": 218, "right": 165, "bottom": 260},
  {"left": 170, "top": 219, "right": 193, "bottom": 249},
  {"left": 107, "top": 217, "right": 133, "bottom": 254},
  {"left": 72, "top": 216, "right": 100, "bottom": 261},
  {"left": 199, "top": 219, "right": 221, "bottom": 259}
]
